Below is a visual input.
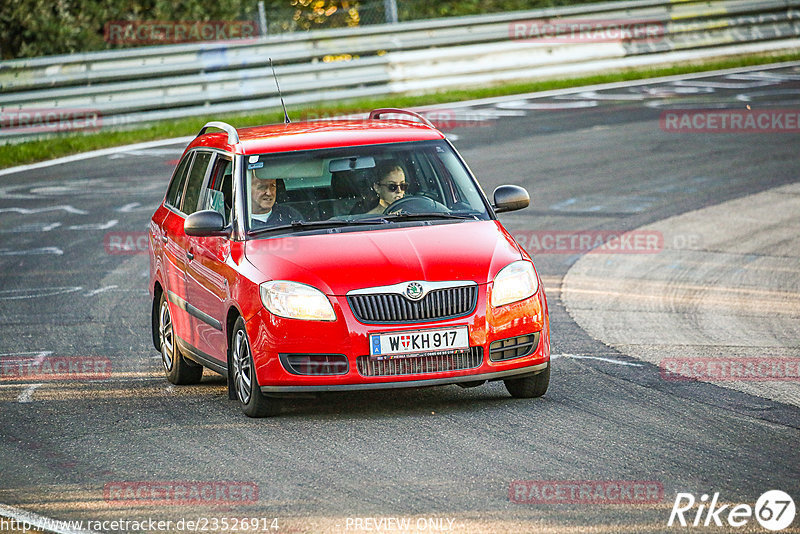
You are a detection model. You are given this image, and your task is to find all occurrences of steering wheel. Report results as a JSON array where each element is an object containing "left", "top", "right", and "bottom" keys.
[{"left": 384, "top": 195, "right": 449, "bottom": 215}]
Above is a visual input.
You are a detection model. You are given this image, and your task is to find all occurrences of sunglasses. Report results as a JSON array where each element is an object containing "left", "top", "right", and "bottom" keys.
[{"left": 379, "top": 182, "right": 408, "bottom": 192}]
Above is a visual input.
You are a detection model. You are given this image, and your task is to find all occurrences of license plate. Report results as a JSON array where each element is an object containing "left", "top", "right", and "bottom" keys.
[{"left": 369, "top": 326, "right": 469, "bottom": 359}]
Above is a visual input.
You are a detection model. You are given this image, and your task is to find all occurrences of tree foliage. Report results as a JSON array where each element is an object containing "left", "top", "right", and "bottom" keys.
[
  {"left": 283, "top": 1, "right": 360, "bottom": 31},
  {"left": 1, "top": 0, "right": 607, "bottom": 59}
]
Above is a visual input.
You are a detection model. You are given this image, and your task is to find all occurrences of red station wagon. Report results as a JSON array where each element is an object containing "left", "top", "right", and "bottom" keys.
[{"left": 149, "top": 109, "right": 550, "bottom": 417}]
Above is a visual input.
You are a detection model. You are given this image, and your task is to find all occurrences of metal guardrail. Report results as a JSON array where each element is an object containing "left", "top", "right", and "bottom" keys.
[{"left": 1, "top": 0, "right": 799, "bottom": 141}]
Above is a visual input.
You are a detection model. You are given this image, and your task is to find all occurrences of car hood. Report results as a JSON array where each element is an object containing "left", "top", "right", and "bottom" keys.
[{"left": 244, "top": 220, "right": 524, "bottom": 295}]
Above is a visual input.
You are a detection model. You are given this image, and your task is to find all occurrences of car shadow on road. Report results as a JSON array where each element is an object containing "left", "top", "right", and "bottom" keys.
[{"left": 187, "top": 373, "right": 550, "bottom": 419}]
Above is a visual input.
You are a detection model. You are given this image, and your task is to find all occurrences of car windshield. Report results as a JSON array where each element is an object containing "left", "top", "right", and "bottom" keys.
[{"left": 244, "top": 140, "right": 490, "bottom": 234}]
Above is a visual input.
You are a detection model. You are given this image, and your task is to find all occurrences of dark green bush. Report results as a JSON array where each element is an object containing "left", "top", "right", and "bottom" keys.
[{"left": 1, "top": 0, "right": 257, "bottom": 59}]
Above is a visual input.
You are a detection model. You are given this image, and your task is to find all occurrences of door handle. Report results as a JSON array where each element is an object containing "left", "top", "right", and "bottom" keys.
[
  {"left": 186, "top": 251, "right": 194, "bottom": 261},
  {"left": 161, "top": 235, "right": 168, "bottom": 243}
]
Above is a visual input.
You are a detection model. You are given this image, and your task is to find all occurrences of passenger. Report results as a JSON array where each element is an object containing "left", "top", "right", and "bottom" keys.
[
  {"left": 364, "top": 161, "right": 407, "bottom": 214},
  {"left": 249, "top": 171, "right": 302, "bottom": 227}
]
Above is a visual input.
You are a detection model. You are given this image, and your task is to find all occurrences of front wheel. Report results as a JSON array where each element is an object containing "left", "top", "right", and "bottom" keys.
[
  {"left": 504, "top": 362, "right": 550, "bottom": 398},
  {"left": 230, "top": 317, "right": 279, "bottom": 417},
  {"left": 157, "top": 294, "right": 203, "bottom": 385}
]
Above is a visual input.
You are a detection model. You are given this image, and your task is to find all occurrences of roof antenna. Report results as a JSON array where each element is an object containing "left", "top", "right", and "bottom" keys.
[{"left": 270, "top": 58, "right": 291, "bottom": 124}]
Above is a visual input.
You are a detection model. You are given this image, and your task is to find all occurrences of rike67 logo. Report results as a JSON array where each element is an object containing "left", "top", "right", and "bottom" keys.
[{"left": 668, "top": 490, "right": 795, "bottom": 531}]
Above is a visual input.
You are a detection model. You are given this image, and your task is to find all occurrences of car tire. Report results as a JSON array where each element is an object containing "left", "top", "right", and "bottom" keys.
[
  {"left": 157, "top": 294, "right": 203, "bottom": 385},
  {"left": 230, "top": 317, "right": 279, "bottom": 418},
  {"left": 504, "top": 362, "right": 550, "bottom": 398}
]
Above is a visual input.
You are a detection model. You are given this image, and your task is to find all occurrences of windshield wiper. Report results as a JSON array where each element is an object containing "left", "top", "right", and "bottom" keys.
[
  {"left": 382, "top": 212, "right": 479, "bottom": 222},
  {"left": 248, "top": 218, "right": 388, "bottom": 236},
  {"left": 248, "top": 213, "right": 477, "bottom": 235}
]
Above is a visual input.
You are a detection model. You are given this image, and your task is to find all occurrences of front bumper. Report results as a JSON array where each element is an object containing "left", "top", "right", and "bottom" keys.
[
  {"left": 247, "top": 287, "right": 550, "bottom": 392},
  {"left": 259, "top": 363, "right": 549, "bottom": 393}
]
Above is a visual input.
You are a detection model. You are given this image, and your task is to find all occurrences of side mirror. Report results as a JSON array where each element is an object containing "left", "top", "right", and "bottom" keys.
[
  {"left": 185, "top": 210, "right": 228, "bottom": 237},
  {"left": 493, "top": 185, "right": 530, "bottom": 213}
]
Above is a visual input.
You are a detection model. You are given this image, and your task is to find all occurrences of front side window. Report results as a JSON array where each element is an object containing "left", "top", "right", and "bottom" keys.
[{"left": 243, "top": 141, "right": 490, "bottom": 234}]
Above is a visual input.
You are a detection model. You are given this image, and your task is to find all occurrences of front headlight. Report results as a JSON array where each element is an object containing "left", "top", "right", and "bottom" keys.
[
  {"left": 260, "top": 281, "right": 336, "bottom": 321},
  {"left": 491, "top": 260, "right": 539, "bottom": 308}
]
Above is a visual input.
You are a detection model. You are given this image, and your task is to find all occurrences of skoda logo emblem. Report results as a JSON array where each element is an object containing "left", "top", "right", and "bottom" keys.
[{"left": 405, "top": 282, "right": 424, "bottom": 301}]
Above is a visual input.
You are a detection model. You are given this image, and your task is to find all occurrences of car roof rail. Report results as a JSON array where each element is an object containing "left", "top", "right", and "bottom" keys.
[
  {"left": 197, "top": 121, "right": 239, "bottom": 144},
  {"left": 368, "top": 108, "right": 435, "bottom": 128}
]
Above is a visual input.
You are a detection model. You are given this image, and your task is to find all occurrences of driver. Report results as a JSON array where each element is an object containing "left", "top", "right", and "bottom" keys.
[
  {"left": 249, "top": 171, "right": 302, "bottom": 227},
  {"left": 365, "top": 161, "right": 407, "bottom": 214}
]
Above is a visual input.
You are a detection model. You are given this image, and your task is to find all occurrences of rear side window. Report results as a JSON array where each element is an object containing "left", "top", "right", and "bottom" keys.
[
  {"left": 182, "top": 151, "right": 214, "bottom": 215},
  {"left": 165, "top": 153, "right": 193, "bottom": 209},
  {"left": 200, "top": 157, "right": 234, "bottom": 225}
]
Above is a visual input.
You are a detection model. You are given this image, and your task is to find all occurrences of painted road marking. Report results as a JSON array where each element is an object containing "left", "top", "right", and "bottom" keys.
[
  {"left": 0, "top": 503, "right": 101, "bottom": 534},
  {"left": 551, "top": 353, "right": 644, "bottom": 367},
  {"left": 84, "top": 285, "right": 118, "bottom": 297},
  {"left": 0, "top": 221, "right": 119, "bottom": 233},
  {"left": 17, "top": 383, "right": 42, "bottom": 403},
  {"left": 0, "top": 222, "right": 62, "bottom": 233},
  {"left": 674, "top": 79, "right": 778, "bottom": 89},
  {"left": 0, "top": 247, "right": 63, "bottom": 256},
  {"left": 116, "top": 202, "right": 153, "bottom": 212},
  {"left": 571, "top": 90, "right": 649, "bottom": 101},
  {"left": 730, "top": 71, "right": 800, "bottom": 81},
  {"left": 108, "top": 147, "right": 185, "bottom": 158},
  {"left": 496, "top": 100, "right": 599, "bottom": 110},
  {"left": 0, "top": 351, "right": 52, "bottom": 360},
  {"left": 0, "top": 206, "right": 87, "bottom": 215},
  {"left": 0, "top": 287, "right": 82, "bottom": 300},
  {"left": 67, "top": 219, "right": 118, "bottom": 231}
]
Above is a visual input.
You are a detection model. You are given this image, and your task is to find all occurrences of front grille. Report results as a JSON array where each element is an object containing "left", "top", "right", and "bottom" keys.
[
  {"left": 280, "top": 354, "right": 349, "bottom": 375},
  {"left": 348, "top": 286, "right": 477, "bottom": 323},
  {"left": 357, "top": 347, "right": 483, "bottom": 377},
  {"left": 489, "top": 332, "right": 540, "bottom": 362}
]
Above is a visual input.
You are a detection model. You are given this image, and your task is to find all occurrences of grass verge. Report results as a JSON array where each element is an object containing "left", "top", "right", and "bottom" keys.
[{"left": 2, "top": 50, "right": 799, "bottom": 169}]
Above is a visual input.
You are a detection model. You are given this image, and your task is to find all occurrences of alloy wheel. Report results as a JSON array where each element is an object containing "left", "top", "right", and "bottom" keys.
[
  {"left": 232, "top": 329, "right": 252, "bottom": 405},
  {"left": 159, "top": 300, "right": 174, "bottom": 372}
]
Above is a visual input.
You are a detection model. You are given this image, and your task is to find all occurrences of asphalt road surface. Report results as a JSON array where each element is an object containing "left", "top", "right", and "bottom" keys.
[{"left": 1, "top": 63, "right": 799, "bottom": 534}]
